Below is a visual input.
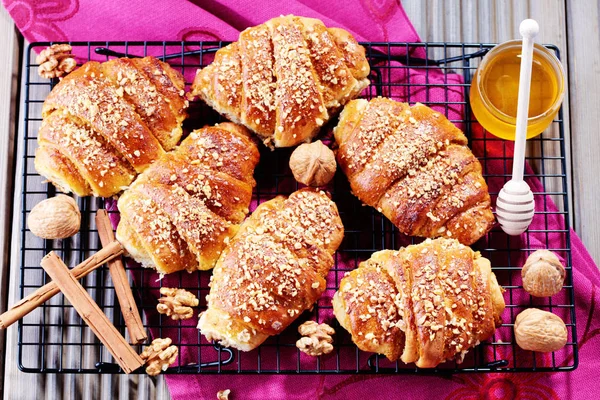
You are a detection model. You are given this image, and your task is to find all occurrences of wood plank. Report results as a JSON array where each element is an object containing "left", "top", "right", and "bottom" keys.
[
  {"left": 565, "top": 0, "right": 600, "bottom": 263},
  {"left": 0, "top": 5, "right": 20, "bottom": 397}
]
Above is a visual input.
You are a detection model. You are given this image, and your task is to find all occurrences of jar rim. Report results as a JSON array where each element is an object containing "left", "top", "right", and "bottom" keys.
[{"left": 474, "top": 40, "right": 565, "bottom": 123}]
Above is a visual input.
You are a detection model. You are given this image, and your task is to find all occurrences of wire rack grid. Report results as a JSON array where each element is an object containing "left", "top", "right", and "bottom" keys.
[{"left": 17, "top": 41, "right": 576, "bottom": 374}]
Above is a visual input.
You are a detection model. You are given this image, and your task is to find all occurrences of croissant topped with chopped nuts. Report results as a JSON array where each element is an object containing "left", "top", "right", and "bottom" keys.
[
  {"left": 198, "top": 188, "right": 344, "bottom": 351},
  {"left": 334, "top": 98, "right": 495, "bottom": 245},
  {"left": 191, "top": 15, "right": 370, "bottom": 147},
  {"left": 36, "top": 56, "right": 188, "bottom": 197},
  {"left": 117, "top": 123, "right": 260, "bottom": 274},
  {"left": 333, "top": 238, "right": 505, "bottom": 368}
]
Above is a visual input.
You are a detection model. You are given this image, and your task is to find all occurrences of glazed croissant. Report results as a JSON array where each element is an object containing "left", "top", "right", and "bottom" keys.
[
  {"left": 333, "top": 238, "right": 505, "bottom": 367},
  {"left": 36, "top": 56, "right": 188, "bottom": 197},
  {"left": 191, "top": 15, "right": 370, "bottom": 148},
  {"left": 116, "top": 123, "right": 260, "bottom": 274},
  {"left": 198, "top": 188, "right": 344, "bottom": 351},
  {"left": 334, "top": 98, "right": 495, "bottom": 245}
]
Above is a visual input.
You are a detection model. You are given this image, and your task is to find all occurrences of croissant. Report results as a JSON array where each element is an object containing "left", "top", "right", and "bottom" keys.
[
  {"left": 333, "top": 238, "right": 505, "bottom": 368},
  {"left": 35, "top": 56, "right": 188, "bottom": 197},
  {"left": 334, "top": 97, "right": 495, "bottom": 245},
  {"left": 198, "top": 188, "right": 344, "bottom": 351},
  {"left": 116, "top": 123, "right": 260, "bottom": 274},
  {"left": 191, "top": 15, "right": 370, "bottom": 148}
]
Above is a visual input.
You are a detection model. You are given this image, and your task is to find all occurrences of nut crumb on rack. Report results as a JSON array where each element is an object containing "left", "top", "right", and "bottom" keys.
[
  {"left": 296, "top": 321, "right": 335, "bottom": 356},
  {"left": 217, "top": 389, "right": 231, "bottom": 400},
  {"left": 140, "top": 337, "right": 178, "bottom": 376},
  {"left": 156, "top": 287, "right": 199, "bottom": 320}
]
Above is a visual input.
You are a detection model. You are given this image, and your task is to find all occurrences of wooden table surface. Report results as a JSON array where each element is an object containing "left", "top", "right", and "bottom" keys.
[{"left": 0, "top": 1, "right": 597, "bottom": 399}]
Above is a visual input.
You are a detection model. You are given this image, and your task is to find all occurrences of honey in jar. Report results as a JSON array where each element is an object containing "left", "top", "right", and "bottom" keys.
[{"left": 470, "top": 40, "right": 565, "bottom": 140}]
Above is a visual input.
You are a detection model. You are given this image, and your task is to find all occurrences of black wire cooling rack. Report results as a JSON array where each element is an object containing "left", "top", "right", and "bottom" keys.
[{"left": 17, "top": 41, "right": 577, "bottom": 374}]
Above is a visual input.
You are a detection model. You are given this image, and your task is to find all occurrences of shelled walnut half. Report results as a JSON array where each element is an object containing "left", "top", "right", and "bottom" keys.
[
  {"left": 156, "top": 287, "right": 199, "bottom": 320},
  {"left": 140, "top": 337, "right": 178, "bottom": 376},
  {"left": 296, "top": 321, "right": 335, "bottom": 356},
  {"left": 36, "top": 44, "right": 77, "bottom": 79}
]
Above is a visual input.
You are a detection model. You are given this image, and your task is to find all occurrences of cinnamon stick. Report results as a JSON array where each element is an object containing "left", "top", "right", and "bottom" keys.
[
  {"left": 95, "top": 210, "right": 147, "bottom": 344},
  {"left": 0, "top": 241, "right": 123, "bottom": 330},
  {"left": 40, "top": 252, "right": 144, "bottom": 374}
]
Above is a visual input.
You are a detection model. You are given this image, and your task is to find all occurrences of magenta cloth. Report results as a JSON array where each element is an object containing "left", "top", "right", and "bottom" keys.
[{"left": 5, "top": 1, "right": 600, "bottom": 399}]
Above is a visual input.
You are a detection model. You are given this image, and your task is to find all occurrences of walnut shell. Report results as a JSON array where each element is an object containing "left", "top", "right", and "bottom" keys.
[
  {"left": 289, "top": 140, "right": 336, "bottom": 187},
  {"left": 27, "top": 195, "right": 81, "bottom": 239},
  {"left": 514, "top": 308, "right": 567, "bottom": 352},
  {"left": 522, "top": 250, "right": 565, "bottom": 297}
]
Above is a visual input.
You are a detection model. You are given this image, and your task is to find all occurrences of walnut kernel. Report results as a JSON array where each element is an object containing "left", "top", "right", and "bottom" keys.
[
  {"left": 140, "top": 337, "right": 178, "bottom": 376},
  {"left": 514, "top": 308, "right": 567, "bottom": 352},
  {"left": 296, "top": 321, "right": 335, "bottom": 356},
  {"left": 36, "top": 44, "right": 77, "bottom": 79},
  {"left": 289, "top": 140, "right": 336, "bottom": 186},
  {"left": 522, "top": 250, "right": 565, "bottom": 297},
  {"left": 27, "top": 195, "right": 81, "bottom": 239},
  {"left": 156, "top": 287, "right": 199, "bottom": 320}
]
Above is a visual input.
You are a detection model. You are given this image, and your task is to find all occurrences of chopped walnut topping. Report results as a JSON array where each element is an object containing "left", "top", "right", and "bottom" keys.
[
  {"left": 36, "top": 44, "right": 77, "bottom": 79},
  {"left": 140, "top": 337, "right": 178, "bottom": 376},
  {"left": 296, "top": 321, "right": 335, "bottom": 356},
  {"left": 157, "top": 287, "right": 199, "bottom": 320}
]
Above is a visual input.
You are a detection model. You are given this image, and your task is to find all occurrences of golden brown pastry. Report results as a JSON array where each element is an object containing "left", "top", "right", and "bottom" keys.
[
  {"left": 198, "top": 188, "right": 344, "bottom": 351},
  {"left": 333, "top": 97, "right": 495, "bottom": 245},
  {"left": 333, "top": 238, "right": 505, "bottom": 368},
  {"left": 36, "top": 56, "right": 188, "bottom": 197},
  {"left": 191, "top": 15, "right": 370, "bottom": 148},
  {"left": 116, "top": 123, "right": 260, "bottom": 274}
]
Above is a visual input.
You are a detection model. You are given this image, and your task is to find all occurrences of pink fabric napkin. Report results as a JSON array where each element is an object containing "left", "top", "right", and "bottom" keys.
[{"left": 5, "top": 1, "right": 600, "bottom": 399}]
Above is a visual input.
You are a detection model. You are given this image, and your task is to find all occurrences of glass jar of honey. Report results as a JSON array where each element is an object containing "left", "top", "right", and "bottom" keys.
[{"left": 470, "top": 40, "right": 565, "bottom": 140}]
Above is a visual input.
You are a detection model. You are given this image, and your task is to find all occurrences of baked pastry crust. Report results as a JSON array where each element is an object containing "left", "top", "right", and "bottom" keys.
[
  {"left": 116, "top": 122, "right": 260, "bottom": 274},
  {"left": 198, "top": 188, "right": 344, "bottom": 351},
  {"left": 191, "top": 15, "right": 370, "bottom": 148},
  {"left": 333, "top": 238, "right": 505, "bottom": 368},
  {"left": 36, "top": 57, "right": 188, "bottom": 197},
  {"left": 334, "top": 98, "right": 495, "bottom": 245}
]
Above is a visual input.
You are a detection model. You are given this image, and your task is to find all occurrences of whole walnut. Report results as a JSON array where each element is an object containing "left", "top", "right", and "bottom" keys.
[
  {"left": 522, "top": 250, "right": 565, "bottom": 297},
  {"left": 27, "top": 195, "right": 81, "bottom": 239},
  {"left": 514, "top": 308, "right": 567, "bottom": 352},
  {"left": 289, "top": 140, "right": 336, "bottom": 187}
]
